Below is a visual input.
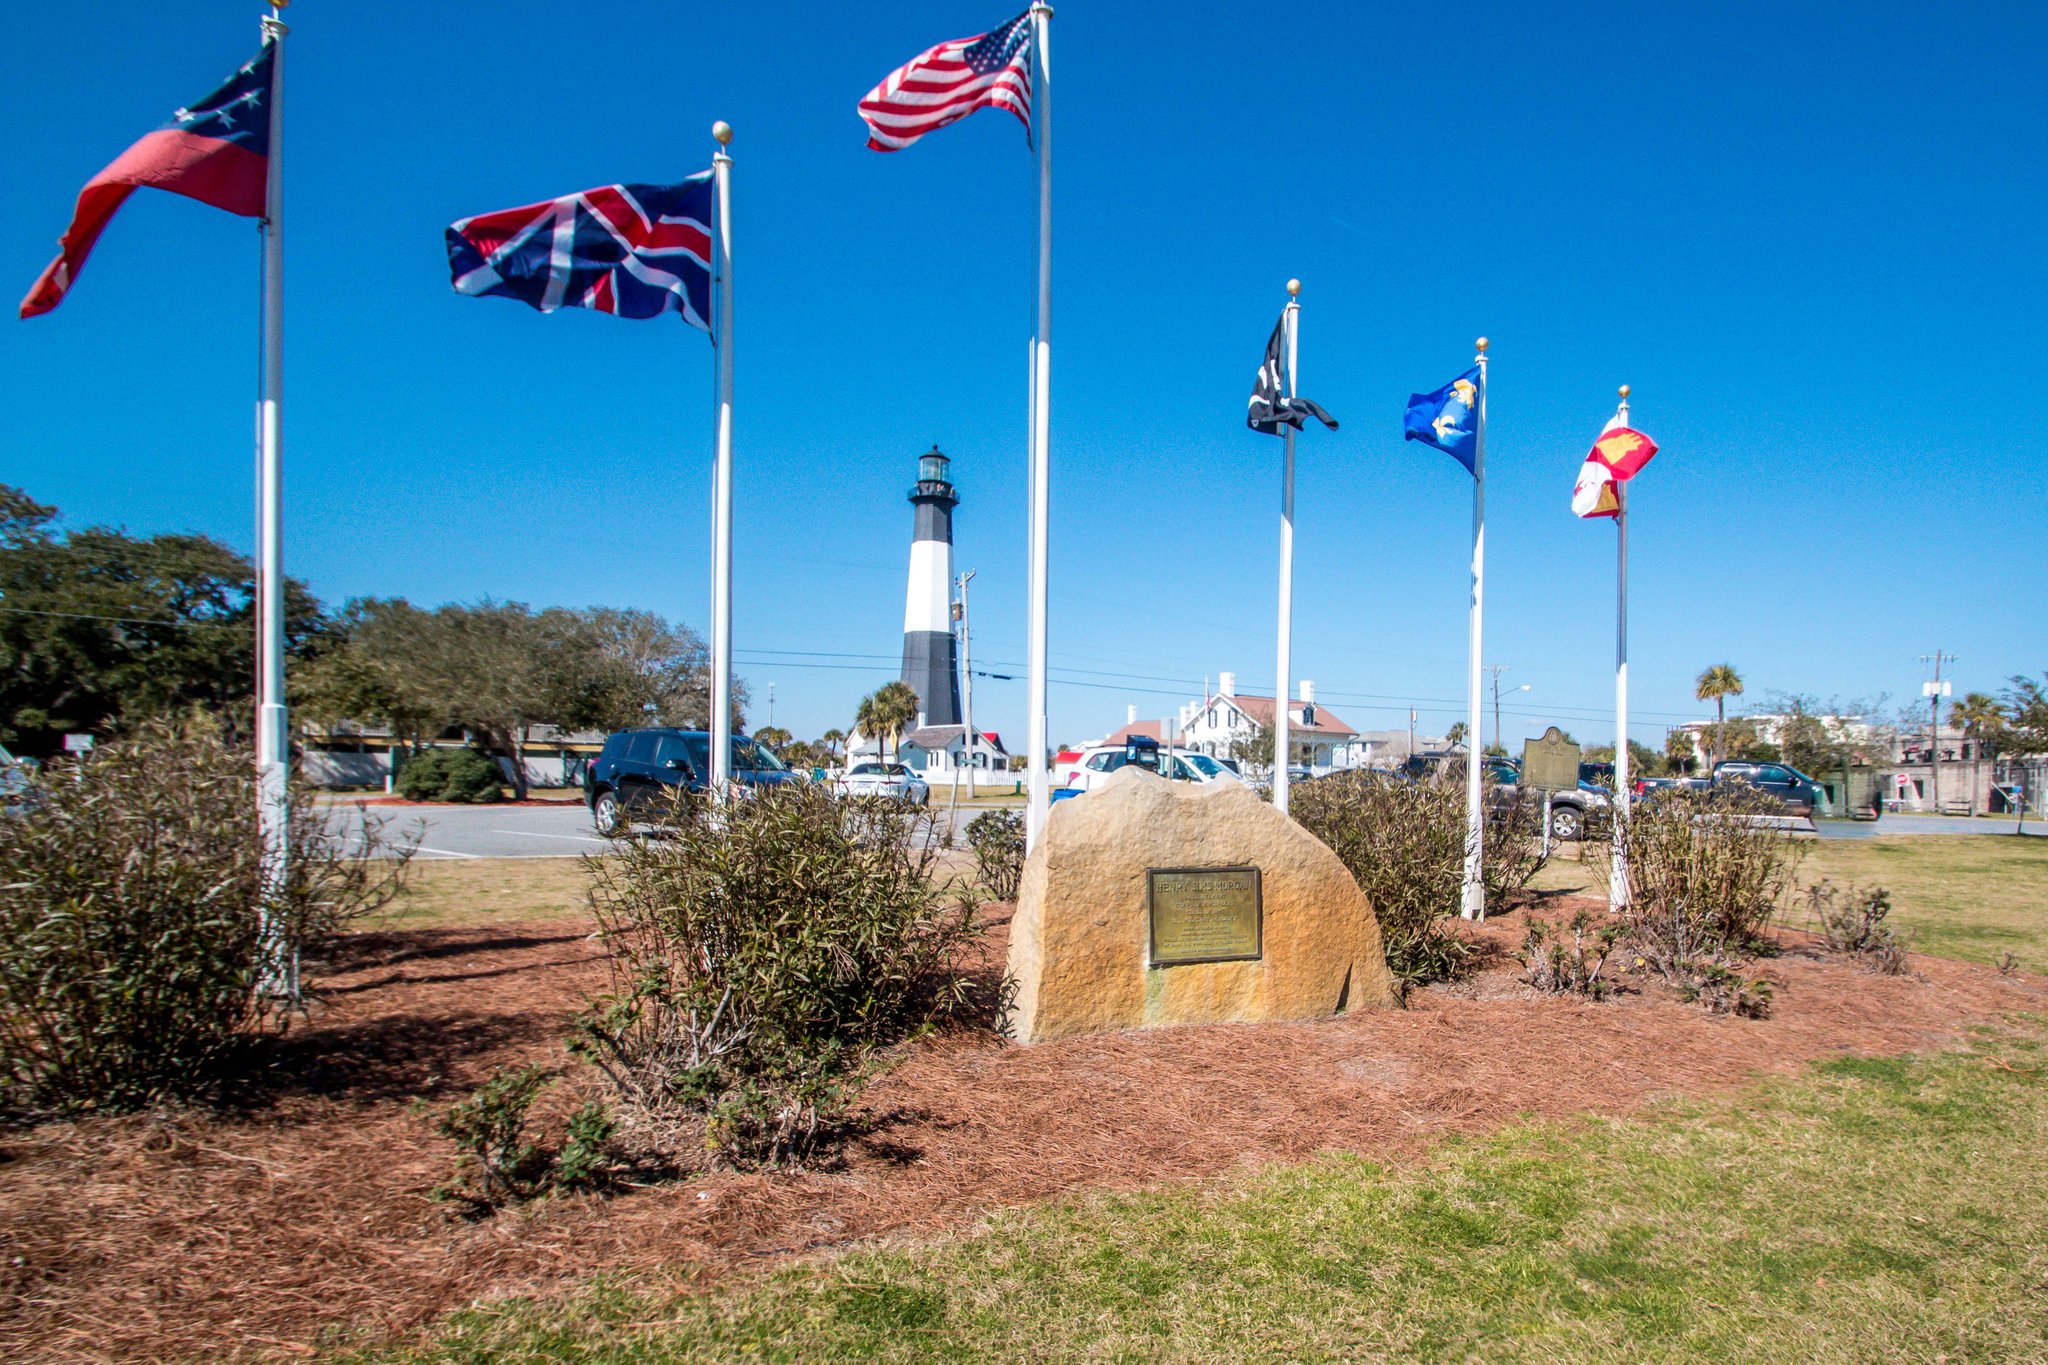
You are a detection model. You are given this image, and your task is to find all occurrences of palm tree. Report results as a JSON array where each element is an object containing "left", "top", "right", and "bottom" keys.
[
  {"left": 853, "top": 695, "right": 881, "bottom": 763},
  {"left": 1695, "top": 664, "right": 1744, "bottom": 770},
  {"left": 820, "top": 728, "right": 845, "bottom": 762},
  {"left": 1445, "top": 722, "right": 1468, "bottom": 750},
  {"left": 855, "top": 683, "right": 922, "bottom": 763},
  {"left": 1949, "top": 693, "right": 2001, "bottom": 817},
  {"left": 872, "top": 680, "right": 921, "bottom": 762}
]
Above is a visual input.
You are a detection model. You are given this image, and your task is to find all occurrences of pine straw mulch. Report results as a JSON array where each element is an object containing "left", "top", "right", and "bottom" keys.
[{"left": 3, "top": 900, "right": 2044, "bottom": 1364}]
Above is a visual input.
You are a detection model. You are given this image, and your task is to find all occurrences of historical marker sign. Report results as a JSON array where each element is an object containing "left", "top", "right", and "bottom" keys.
[
  {"left": 1521, "top": 726, "right": 1582, "bottom": 794},
  {"left": 1148, "top": 866, "right": 1262, "bottom": 966}
]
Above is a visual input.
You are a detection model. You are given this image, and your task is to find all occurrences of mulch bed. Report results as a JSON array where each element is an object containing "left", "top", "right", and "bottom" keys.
[{"left": 3, "top": 902, "right": 2043, "bottom": 1363}]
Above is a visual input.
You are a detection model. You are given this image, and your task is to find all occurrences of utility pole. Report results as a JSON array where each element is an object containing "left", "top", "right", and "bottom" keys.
[
  {"left": 1920, "top": 650, "right": 1955, "bottom": 815},
  {"left": 1486, "top": 665, "right": 1509, "bottom": 754},
  {"left": 947, "top": 570, "right": 977, "bottom": 834},
  {"left": 956, "top": 570, "right": 976, "bottom": 798},
  {"left": 766, "top": 682, "right": 775, "bottom": 732}
]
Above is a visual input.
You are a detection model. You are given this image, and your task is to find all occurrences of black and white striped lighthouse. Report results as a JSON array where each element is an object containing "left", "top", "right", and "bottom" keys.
[{"left": 900, "top": 445, "right": 962, "bottom": 727}]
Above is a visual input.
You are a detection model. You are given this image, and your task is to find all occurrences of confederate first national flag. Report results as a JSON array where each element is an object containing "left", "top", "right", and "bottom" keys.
[{"left": 20, "top": 44, "right": 275, "bottom": 318}]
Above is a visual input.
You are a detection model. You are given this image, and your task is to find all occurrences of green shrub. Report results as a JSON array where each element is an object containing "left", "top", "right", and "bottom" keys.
[
  {"left": 575, "top": 783, "right": 986, "bottom": 1169},
  {"left": 0, "top": 717, "right": 415, "bottom": 1116},
  {"left": 396, "top": 746, "right": 504, "bottom": 803},
  {"left": 1291, "top": 772, "right": 1545, "bottom": 987},
  {"left": 432, "top": 1065, "right": 616, "bottom": 1212},
  {"left": 1522, "top": 909, "right": 1620, "bottom": 999},
  {"left": 1805, "top": 880, "right": 1910, "bottom": 976},
  {"left": 434, "top": 1064, "right": 553, "bottom": 1207},
  {"left": 1675, "top": 955, "right": 1775, "bottom": 1017},
  {"left": 964, "top": 809, "right": 1025, "bottom": 901},
  {"left": 1606, "top": 787, "right": 1802, "bottom": 1016},
  {"left": 1609, "top": 786, "right": 1803, "bottom": 952}
]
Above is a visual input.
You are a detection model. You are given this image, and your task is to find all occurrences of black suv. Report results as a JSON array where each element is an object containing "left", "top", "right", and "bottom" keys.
[{"left": 584, "top": 728, "right": 796, "bottom": 834}]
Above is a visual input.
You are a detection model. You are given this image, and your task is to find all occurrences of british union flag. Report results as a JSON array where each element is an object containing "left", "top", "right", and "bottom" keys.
[{"left": 445, "top": 174, "right": 713, "bottom": 328}]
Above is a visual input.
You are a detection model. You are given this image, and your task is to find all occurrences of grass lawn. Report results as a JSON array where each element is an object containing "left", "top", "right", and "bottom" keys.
[
  {"left": 1798, "top": 836, "right": 2048, "bottom": 973},
  {"left": 371, "top": 856, "right": 594, "bottom": 930},
  {"left": 1530, "top": 834, "right": 2048, "bottom": 974},
  {"left": 335, "top": 1021, "right": 2048, "bottom": 1364}
]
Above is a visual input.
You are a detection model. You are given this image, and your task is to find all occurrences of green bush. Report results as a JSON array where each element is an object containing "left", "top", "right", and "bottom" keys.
[
  {"left": 1607, "top": 787, "right": 1802, "bottom": 1015},
  {"left": 1291, "top": 772, "right": 1546, "bottom": 987},
  {"left": 964, "top": 809, "right": 1025, "bottom": 901},
  {"left": 396, "top": 746, "right": 504, "bottom": 803},
  {"left": 432, "top": 1065, "right": 616, "bottom": 1212},
  {"left": 1609, "top": 787, "right": 1803, "bottom": 952},
  {"left": 1805, "top": 880, "right": 1910, "bottom": 976},
  {"left": 0, "top": 717, "right": 415, "bottom": 1116},
  {"left": 575, "top": 783, "right": 986, "bottom": 1169},
  {"left": 1521, "top": 909, "right": 1620, "bottom": 999}
]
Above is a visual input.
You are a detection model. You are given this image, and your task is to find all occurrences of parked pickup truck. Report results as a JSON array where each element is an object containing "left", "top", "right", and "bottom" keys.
[
  {"left": 1710, "top": 760, "right": 1826, "bottom": 815},
  {"left": 1400, "top": 752, "right": 1609, "bottom": 842}
]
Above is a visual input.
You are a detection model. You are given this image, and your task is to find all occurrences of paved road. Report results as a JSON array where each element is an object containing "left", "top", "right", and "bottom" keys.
[
  {"left": 329, "top": 798, "right": 2040, "bottom": 860},
  {"left": 1811, "top": 814, "right": 2045, "bottom": 840},
  {"left": 331, "top": 797, "right": 1013, "bottom": 859}
]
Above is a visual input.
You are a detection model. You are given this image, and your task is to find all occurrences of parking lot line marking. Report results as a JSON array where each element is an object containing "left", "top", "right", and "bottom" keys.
[
  {"left": 414, "top": 845, "right": 481, "bottom": 859},
  {"left": 491, "top": 829, "right": 606, "bottom": 844}
]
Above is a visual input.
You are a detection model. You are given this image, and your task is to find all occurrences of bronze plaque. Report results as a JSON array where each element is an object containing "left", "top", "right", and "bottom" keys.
[
  {"left": 1521, "top": 726, "right": 1583, "bottom": 795},
  {"left": 1148, "top": 867, "right": 1262, "bottom": 966}
]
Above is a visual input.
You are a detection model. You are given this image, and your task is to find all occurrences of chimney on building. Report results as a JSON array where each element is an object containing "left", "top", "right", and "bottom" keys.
[
  {"left": 899, "top": 445, "right": 962, "bottom": 727},
  {"left": 1300, "top": 680, "right": 1316, "bottom": 704},
  {"left": 1126, "top": 704, "right": 1138, "bottom": 725},
  {"left": 1219, "top": 671, "right": 1237, "bottom": 697}
]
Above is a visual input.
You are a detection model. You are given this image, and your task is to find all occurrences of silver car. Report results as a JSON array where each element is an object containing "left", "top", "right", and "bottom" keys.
[{"left": 837, "top": 762, "right": 930, "bottom": 805}]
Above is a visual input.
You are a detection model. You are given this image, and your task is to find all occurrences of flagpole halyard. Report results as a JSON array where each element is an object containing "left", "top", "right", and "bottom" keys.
[
  {"left": 1460, "top": 336, "right": 1489, "bottom": 920},
  {"left": 1272, "top": 279, "right": 1301, "bottom": 815},
  {"left": 255, "top": 6, "right": 293, "bottom": 999},
  {"left": 709, "top": 121, "right": 736, "bottom": 805},
  {"left": 1024, "top": 1, "right": 1053, "bottom": 851},
  {"left": 1611, "top": 383, "right": 1632, "bottom": 914}
]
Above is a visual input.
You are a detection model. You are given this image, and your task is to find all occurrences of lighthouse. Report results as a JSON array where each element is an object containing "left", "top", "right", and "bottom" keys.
[{"left": 900, "top": 445, "right": 962, "bottom": 727}]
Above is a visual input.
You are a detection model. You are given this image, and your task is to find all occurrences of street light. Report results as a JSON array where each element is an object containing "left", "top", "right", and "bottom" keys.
[{"left": 1487, "top": 666, "right": 1531, "bottom": 754}]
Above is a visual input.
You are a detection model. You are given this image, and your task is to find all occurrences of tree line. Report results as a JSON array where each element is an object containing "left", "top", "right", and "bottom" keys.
[{"left": 0, "top": 486, "right": 739, "bottom": 797}]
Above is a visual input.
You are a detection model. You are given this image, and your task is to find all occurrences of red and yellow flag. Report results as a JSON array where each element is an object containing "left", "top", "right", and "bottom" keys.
[{"left": 1572, "top": 411, "right": 1658, "bottom": 519}]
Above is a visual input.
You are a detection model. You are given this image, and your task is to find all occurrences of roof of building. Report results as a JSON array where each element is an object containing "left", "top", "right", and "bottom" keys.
[
  {"left": 1100, "top": 720, "right": 1163, "bottom": 747},
  {"left": 1214, "top": 693, "right": 1358, "bottom": 739},
  {"left": 899, "top": 724, "right": 1009, "bottom": 753}
]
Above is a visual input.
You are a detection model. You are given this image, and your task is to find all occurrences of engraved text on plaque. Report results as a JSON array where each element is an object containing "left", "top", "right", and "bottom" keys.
[{"left": 1148, "top": 867, "right": 1263, "bottom": 966}]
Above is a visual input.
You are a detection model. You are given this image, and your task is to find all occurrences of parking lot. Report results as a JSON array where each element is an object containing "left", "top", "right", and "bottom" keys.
[{"left": 331, "top": 796, "right": 1015, "bottom": 859}]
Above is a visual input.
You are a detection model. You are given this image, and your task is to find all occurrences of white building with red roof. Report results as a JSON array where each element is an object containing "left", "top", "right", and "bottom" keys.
[{"left": 1176, "top": 671, "right": 1358, "bottom": 771}]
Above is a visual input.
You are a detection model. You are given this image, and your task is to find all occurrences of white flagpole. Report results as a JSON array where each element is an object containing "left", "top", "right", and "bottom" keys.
[
  {"left": 255, "top": 6, "right": 292, "bottom": 998},
  {"left": 1272, "top": 280, "right": 1301, "bottom": 814},
  {"left": 709, "top": 121, "right": 736, "bottom": 802},
  {"left": 1460, "top": 337, "right": 1490, "bottom": 920},
  {"left": 1024, "top": 1, "right": 1053, "bottom": 851},
  {"left": 1611, "top": 383, "right": 1632, "bottom": 913}
]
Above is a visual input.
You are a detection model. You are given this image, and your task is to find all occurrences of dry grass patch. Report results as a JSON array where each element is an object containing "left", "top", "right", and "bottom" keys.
[
  {"left": 375, "top": 858, "right": 596, "bottom": 931},
  {"left": 1798, "top": 835, "right": 2048, "bottom": 973}
]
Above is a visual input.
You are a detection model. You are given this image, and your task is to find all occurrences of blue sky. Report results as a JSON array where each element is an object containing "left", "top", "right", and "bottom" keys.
[{"left": 6, "top": 1, "right": 2044, "bottom": 752}]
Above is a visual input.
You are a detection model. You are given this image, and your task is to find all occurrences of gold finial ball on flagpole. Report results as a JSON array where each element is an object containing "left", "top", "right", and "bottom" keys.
[
  {"left": 712, "top": 121, "right": 734, "bottom": 146},
  {"left": 1619, "top": 384, "right": 1631, "bottom": 399},
  {"left": 1475, "top": 336, "right": 1489, "bottom": 353},
  {"left": 1285, "top": 278, "right": 1301, "bottom": 297}
]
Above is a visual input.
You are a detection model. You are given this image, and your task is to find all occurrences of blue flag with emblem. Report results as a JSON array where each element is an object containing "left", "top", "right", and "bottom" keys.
[{"left": 1403, "top": 367, "right": 1481, "bottom": 475}]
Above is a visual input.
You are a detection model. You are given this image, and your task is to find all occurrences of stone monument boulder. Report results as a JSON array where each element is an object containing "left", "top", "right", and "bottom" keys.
[{"left": 1005, "top": 767, "right": 1400, "bottom": 1045}]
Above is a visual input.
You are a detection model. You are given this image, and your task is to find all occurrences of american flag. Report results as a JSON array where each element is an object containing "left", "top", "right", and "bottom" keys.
[
  {"left": 444, "top": 177, "right": 713, "bottom": 327},
  {"left": 859, "top": 11, "right": 1034, "bottom": 152}
]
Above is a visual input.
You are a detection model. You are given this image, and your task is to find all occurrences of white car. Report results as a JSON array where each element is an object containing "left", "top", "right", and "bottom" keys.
[
  {"left": 837, "top": 762, "right": 930, "bottom": 804},
  {"left": 1061, "top": 740, "right": 1242, "bottom": 794}
]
